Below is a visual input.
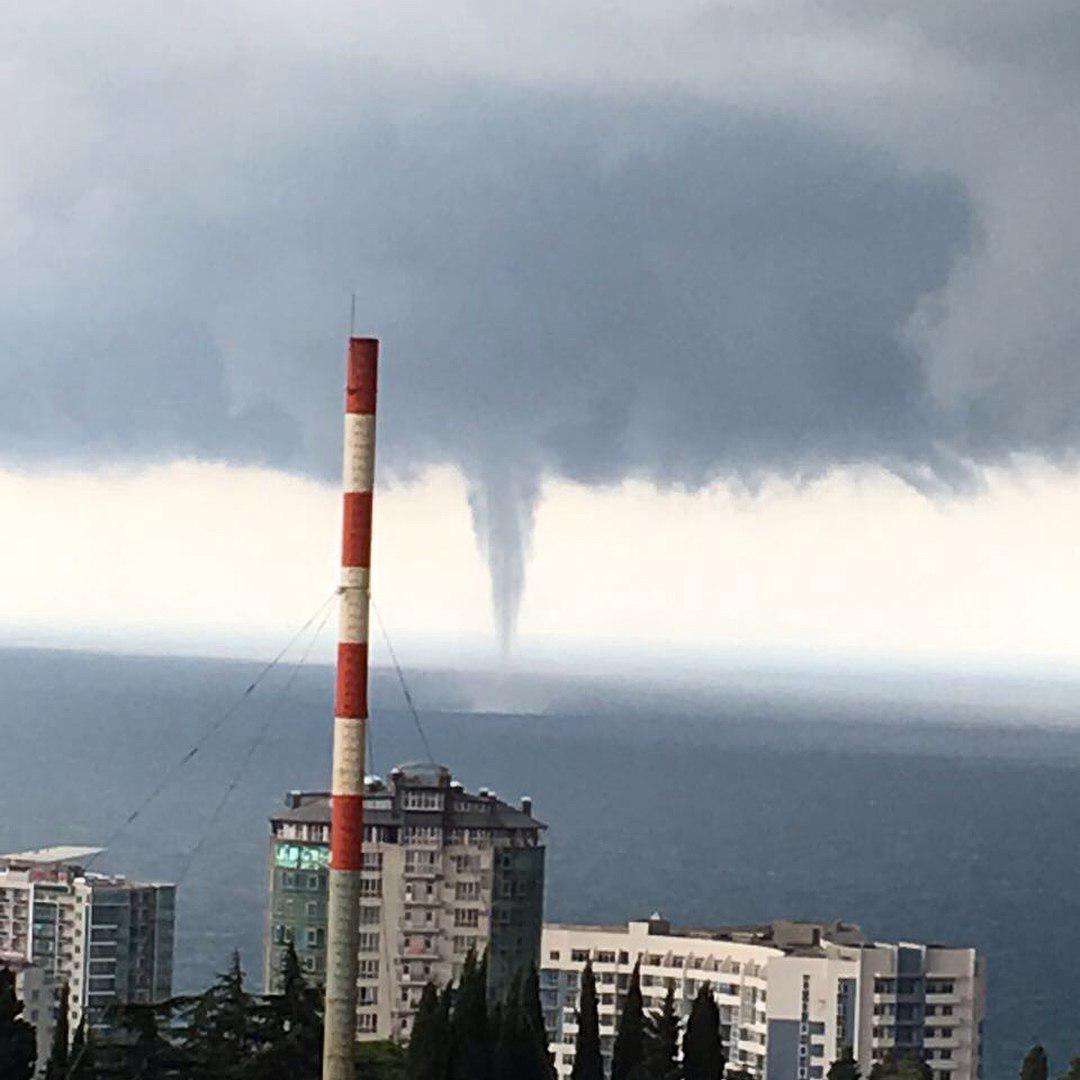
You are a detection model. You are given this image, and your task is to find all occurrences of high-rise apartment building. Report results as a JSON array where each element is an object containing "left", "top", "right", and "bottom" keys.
[
  {"left": 264, "top": 763, "right": 545, "bottom": 1041},
  {"left": 0, "top": 847, "right": 176, "bottom": 1035},
  {"left": 541, "top": 917, "right": 984, "bottom": 1080}
]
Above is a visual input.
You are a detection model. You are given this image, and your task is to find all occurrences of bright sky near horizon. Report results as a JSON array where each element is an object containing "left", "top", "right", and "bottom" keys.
[{"left": 6, "top": 459, "right": 1080, "bottom": 671}]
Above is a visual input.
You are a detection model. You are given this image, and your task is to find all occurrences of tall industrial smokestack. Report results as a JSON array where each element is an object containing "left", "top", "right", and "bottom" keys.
[{"left": 323, "top": 336, "right": 378, "bottom": 1080}]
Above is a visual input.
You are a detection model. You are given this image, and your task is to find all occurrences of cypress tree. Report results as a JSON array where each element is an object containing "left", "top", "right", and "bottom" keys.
[
  {"left": 570, "top": 962, "right": 602, "bottom": 1080},
  {"left": 491, "top": 972, "right": 521, "bottom": 1080},
  {"left": 68, "top": 1019, "right": 96, "bottom": 1080},
  {"left": 489, "top": 965, "right": 556, "bottom": 1080},
  {"left": 642, "top": 982, "right": 679, "bottom": 1080},
  {"left": 519, "top": 966, "right": 557, "bottom": 1080},
  {"left": 44, "top": 981, "right": 71, "bottom": 1080},
  {"left": 1023, "top": 1047, "right": 1050, "bottom": 1080},
  {"left": 827, "top": 1046, "right": 861, "bottom": 1080},
  {"left": 612, "top": 959, "right": 645, "bottom": 1080},
  {"left": 0, "top": 966, "right": 37, "bottom": 1080},
  {"left": 408, "top": 982, "right": 449, "bottom": 1080},
  {"left": 683, "top": 985, "right": 724, "bottom": 1080},
  {"left": 449, "top": 949, "right": 490, "bottom": 1080}
]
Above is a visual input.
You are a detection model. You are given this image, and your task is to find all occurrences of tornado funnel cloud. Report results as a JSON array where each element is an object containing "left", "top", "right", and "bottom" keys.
[{"left": 467, "top": 464, "right": 540, "bottom": 655}]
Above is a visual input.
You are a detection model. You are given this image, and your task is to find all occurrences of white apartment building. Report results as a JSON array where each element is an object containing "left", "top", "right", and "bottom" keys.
[
  {"left": 265, "top": 763, "right": 546, "bottom": 1042},
  {"left": 0, "top": 847, "right": 176, "bottom": 1037},
  {"left": 1, "top": 957, "right": 53, "bottom": 1071},
  {"left": 541, "top": 916, "right": 984, "bottom": 1080}
]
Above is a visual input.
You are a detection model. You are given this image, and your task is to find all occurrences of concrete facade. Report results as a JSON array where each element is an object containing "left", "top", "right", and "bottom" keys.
[
  {"left": 0, "top": 847, "right": 176, "bottom": 1039},
  {"left": 264, "top": 763, "right": 546, "bottom": 1042},
  {"left": 541, "top": 917, "right": 984, "bottom": 1080},
  {"left": 1, "top": 957, "right": 52, "bottom": 1073}
]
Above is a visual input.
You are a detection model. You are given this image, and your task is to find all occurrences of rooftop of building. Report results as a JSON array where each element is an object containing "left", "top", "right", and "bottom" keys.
[
  {"left": 545, "top": 916, "right": 975, "bottom": 957},
  {"left": 0, "top": 848, "right": 175, "bottom": 891},
  {"left": 545, "top": 916, "right": 873, "bottom": 958},
  {"left": 270, "top": 763, "right": 546, "bottom": 832},
  {"left": 0, "top": 845, "right": 104, "bottom": 867}
]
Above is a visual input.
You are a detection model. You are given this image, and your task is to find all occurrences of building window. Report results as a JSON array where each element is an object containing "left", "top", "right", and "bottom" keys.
[
  {"left": 406, "top": 850, "right": 439, "bottom": 871},
  {"left": 549, "top": 951, "right": 561, "bottom": 961},
  {"left": 404, "top": 825, "right": 442, "bottom": 845},
  {"left": 403, "top": 791, "right": 443, "bottom": 810},
  {"left": 571, "top": 950, "right": 590, "bottom": 963}
]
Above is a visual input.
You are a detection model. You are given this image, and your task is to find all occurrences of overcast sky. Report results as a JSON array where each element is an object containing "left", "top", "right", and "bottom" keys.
[{"left": 4, "top": 2, "right": 1080, "bottom": 669}]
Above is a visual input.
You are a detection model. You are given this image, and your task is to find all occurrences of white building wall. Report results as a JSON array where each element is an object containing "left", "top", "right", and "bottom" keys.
[
  {"left": 540, "top": 923, "right": 984, "bottom": 1080},
  {"left": 11, "top": 962, "right": 53, "bottom": 1075},
  {"left": 1, "top": 859, "right": 175, "bottom": 1041},
  {"left": 542, "top": 921, "right": 783, "bottom": 1079}
]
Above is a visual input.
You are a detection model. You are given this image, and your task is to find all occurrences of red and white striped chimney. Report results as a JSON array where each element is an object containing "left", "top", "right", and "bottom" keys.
[{"left": 323, "top": 336, "right": 378, "bottom": 1080}]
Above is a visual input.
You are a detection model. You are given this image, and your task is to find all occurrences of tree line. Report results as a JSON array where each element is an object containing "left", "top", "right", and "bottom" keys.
[
  {"left": 567, "top": 959, "right": 725, "bottom": 1080},
  {"left": 2, "top": 945, "right": 339, "bottom": 1080},
  {"left": 0, "top": 944, "right": 553, "bottom": 1080},
  {"left": 4, "top": 955, "right": 1077, "bottom": 1080}
]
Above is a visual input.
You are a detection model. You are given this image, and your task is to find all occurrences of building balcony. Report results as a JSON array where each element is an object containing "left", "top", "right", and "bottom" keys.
[
  {"left": 399, "top": 967, "right": 440, "bottom": 985},
  {"left": 398, "top": 914, "right": 443, "bottom": 931},
  {"left": 401, "top": 893, "right": 443, "bottom": 907},
  {"left": 398, "top": 941, "right": 441, "bottom": 960}
]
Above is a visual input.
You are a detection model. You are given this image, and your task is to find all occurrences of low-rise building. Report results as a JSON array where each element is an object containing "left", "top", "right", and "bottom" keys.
[
  {"left": 541, "top": 916, "right": 984, "bottom": 1080},
  {"left": 0, "top": 847, "right": 176, "bottom": 1036},
  {"left": 264, "top": 762, "right": 546, "bottom": 1042}
]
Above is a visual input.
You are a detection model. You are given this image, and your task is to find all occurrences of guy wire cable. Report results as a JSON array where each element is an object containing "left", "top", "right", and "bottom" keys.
[
  {"left": 88, "top": 590, "right": 337, "bottom": 868},
  {"left": 173, "top": 599, "right": 336, "bottom": 885},
  {"left": 371, "top": 596, "right": 437, "bottom": 766}
]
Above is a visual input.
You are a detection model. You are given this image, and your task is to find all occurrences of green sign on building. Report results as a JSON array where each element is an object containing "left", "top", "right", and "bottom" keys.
[{"left": 273, "top": 842, "right": 329, "bottom": 870}]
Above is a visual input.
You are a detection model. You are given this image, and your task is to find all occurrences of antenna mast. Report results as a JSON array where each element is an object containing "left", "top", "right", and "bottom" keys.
[{"left": 323, "top": 336, "right": 378, "bottom": 1080}]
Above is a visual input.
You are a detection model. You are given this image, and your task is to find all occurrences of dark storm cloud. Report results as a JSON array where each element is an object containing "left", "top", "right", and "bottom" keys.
[
  {"left": 4, "top": 0, "right": 1078, "bottom": 643},
  {"left": 0, "top": 85, "right": 973, "bottom": 641}
]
